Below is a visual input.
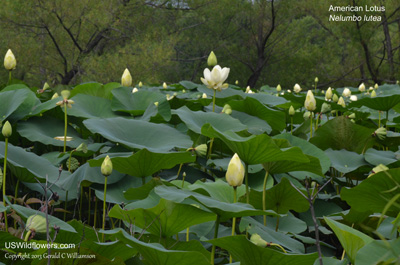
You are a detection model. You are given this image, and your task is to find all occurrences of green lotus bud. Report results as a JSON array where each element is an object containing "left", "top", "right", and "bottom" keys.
[
  {"left": 288, "top": 105, "right": 295, "bottom": 116},
  {"left": 194, "top": 144, "right": 207, "bottom": 157},
  {"left": 207, "top": 51, "right": 217, "bottom": 67},
  {"left": 321, "top": 102, "right": 331, "bottom": 114},
  {"left": 245, "top": 86, "right": 251, "bottom": 93},
  {"left": 121, "top": 68, "right": 132, "bottom": 87},
  {"left": 315, "top": 77, "right": 318, "bottom": 83},
  {"left": 42, "top": 82, "right": 50, "bottom": 91},
  {"left": 368, "top": 87, "right": 374, "bottom": 92},
  {"left": 132, "top": 87, "right": 138, "bottom": 93},
  {"left": 163, "top": 82, "right": 167, "bottom": 89},
  {"left": 293, "top": 83, "right": 301, "bottom": 93},
  {"left": 4, "top": 49, "right": 16, "bottom": 70},
  {"left": 182, "top": 172, "right": 186, "bottom": 178},
  {"left": 337, "top": 97, "right": 346, "bottom": 108},
  {"left": 101, "top": 155, "right": 113, "bottom": 176},
  {"left": 51, "top": 92, "right": 59, "bottom": 100},
  {"left": 368, "top": 164, "right": 389, "bottom": 178},
  {"left": 222, "top": 104, "right": 232, "bottom": 114},
  {"left": 182, "top": 89, "right": 186, "bottom": 93},
  {"left": 202, "top": 93, "right": 207, "bottom": 99},
  {"left": 139, "top": 81, "right": 143, "bottom": 88},
  {"left": 226, "top": 153, "right": 245, "bottom": 187},
  {"left": 358, "top": 83, "right": 365, "bottom": 92},
  {"left": 276, "top": 84, "right": 282, "bottom": 92},
  {"left": 2, "top": 121, "right": 12, "bottom": 138},
  {"left": 373, "top": 127, "right": 387, "bottom": 140},
  {"left": 342, "top": 88, "right": 351, "bottom": 97},
  {"left": 75, "top": 142, "right": 88, "bottom": 153},
  {"left": 154, "top": 102, "right": 159, "bottom": 107},
  {"left": 61, "top": 90, "right": 70, "bottom": 100},
  {"left": 321, "top": 90, "right": 325, "bottom": 94},
  {"left": 303, "top": 111, "right": 311, "bottom": 120},
  {"left": 250, "top": 233, "right": 267, "bottom": 247},
  {"left": 332, "top": 93, "right": 339, "bottom": 103},
  {"left": 26, "top": 215, "right": 47, "bottom": 233},
  {"left": 325, "top": 87, "right": 333, "bottom": 100},
  {"left": 348, "top": 113, "right": 356, "bottom": 119},
  {"left": 371, "top": 90, "right": 377, "bottom": 98},
  {"left": 235, "top": 80, "right": 239, "bottom": 85},
  {"left": 304, "top": 90, "right": 316, "bottom": 111},
  {"left": 374, "top": 83, "right": 379, "bottom": 89}
]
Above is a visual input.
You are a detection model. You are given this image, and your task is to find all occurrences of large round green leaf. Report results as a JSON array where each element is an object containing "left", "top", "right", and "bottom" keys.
[
  {"left": 70, "top": 82, "right": 119, "bottom": 99},
  {"left": 0, "top": 88, "right": 38, "bottom": 123},
  {"left": 109, "top": 199, "right": 216, "bottom": 237},
  {"left": 348, "top": 94, "right": 400, "bottom": 111},
  {"left": 83, "top": 117, "right": 193, "bottom": 152},
  {"left": 325, "top": 149, "right": 368, "bottom": 173},
  {"left": 364, "top": 148, "right": 398, "bottom": 166},
  {"left": 172, "top": 106, "right": 247, "bottom": 134},
  {"left": 355, "top": 238, "right": 400, "bottom": 265},
  {"left": 89, "top": 149, "right": 196, "bottom": 178},
  {"left": 67, "top": 93, "right": 117, "bottom": 119},
  {"left": 209, "top": 235, "right": 318, "bottom": 265}
]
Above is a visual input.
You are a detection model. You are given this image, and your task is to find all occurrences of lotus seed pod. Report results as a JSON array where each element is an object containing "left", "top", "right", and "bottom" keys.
[
  {"left": 121, "top": 68, "right": 132, "bottom": 87},
  {"left": 4, "top": 49, "right": 16, "bottom": 70},
  {"left": 288, "top": 105, "right": 295, "bottom": 116},
  {"left": 226, "top": 153, "right": 245, "bottom": 187},
  {"left": 2, "top": 121, "right": 12, "bottom": 138},
  {"left": 207, "top": 51, "right": 217, "bottom": 67},
  {"left": 194, "top": 144, "right": 207, "bottom": 157},
  {"left": 26, "top": 215, "right": 47, "bottom": 233},
  {"left": 101, "top": 155, "right": 113, "bottom": 177}
]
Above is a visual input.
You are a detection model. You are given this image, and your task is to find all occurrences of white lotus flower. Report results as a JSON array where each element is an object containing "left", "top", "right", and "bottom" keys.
[
  {"left": 342, "top": 88, "right": 351, "bottom": 97},
  {"left": 294, "top": 83, "right": 302, "bottom": 93},
  {"left": 358, "top": 83, "right": 365, "bottom": 92},
  {"left": 304, "top": 90, "right": 316, "bottom": 111},
  {"left": 200, "top": 65, "right": 230, "bottom": 91}
]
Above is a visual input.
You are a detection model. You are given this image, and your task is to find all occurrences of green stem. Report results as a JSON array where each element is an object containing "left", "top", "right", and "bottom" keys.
[
  {"left": 262, "top": 171, "right": 269, "bottom": 226},
  {"left": 315, "top": 113, "right": 319, "bottom": 131},
  {"left": 310, "top": 114, "right": 313, "bottom": 138},
  {"left": 212, "top": 89, "right": 216, "bottom": 112},
  {"left": 186, "top": 227, "right": 189, "bottom": 242},
  {"left": 210, "top": 215, "right": 220, "bottom": 265},
  {"left": 181, "top": 172, "right": 186, "bottom": 189},
  {"left": 230, "top": 187, "right": 238, "bottom": 263},
  {"left": 102, "top": 176, "right": 108, "bottom": 242},
  {"left": 94, "top": 196, "right": 98, "bottom": 229},
  {"left": 8, "top": 71, "right": 12, "bottom": 85},
  {"left": 63, "top": 103, "right": 68, "bottom": 153},
  {"left": 290, "top": 116, "right": 293, "bottom": 135},
  {"left": 386, "top": 110, "right": 389, "bottom": 128},
  {"left": 177, "top": 163, "right": 183, "bottom": 179},
  {"left": 245, "top": 163, "right": 249, "bottom": 204},
  {"left": 275, "top": 216, "right": 280, "bottom": 231},
  {"left": 24, "top": 230, "right": 32, "bottom": 242},
  {"left": 207, "top": 138, "right": 214, "bottom": 159},
  {"left": 378, "top": 111, "right": 381, "bottom": 128},
  {"left": 14, "top": 179, "right": 19, "bottom": 229},
  {"left": 79, "top": 186, "right": 83, "bottom": 221},
  {"left": 3, "top": 137, "right": 9, "bottom": 232},
  {"left": 314, "top": 81, "right": 317, "bottom": 94}
]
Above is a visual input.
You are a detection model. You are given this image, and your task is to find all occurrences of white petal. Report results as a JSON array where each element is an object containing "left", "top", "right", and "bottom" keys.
[
  {"left": 211, "top": 66, "right": 221, "bottom": 84},
  {"left": 220, "top": 67, "right": 230, "bottom": 83},
  {"left": 203, "top": 68, "right": 211, "bottom": 80}
]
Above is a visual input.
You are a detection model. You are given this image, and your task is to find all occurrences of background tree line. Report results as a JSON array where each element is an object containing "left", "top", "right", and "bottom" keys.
[{"left": 0, "top": 0, "right": 399, "bottom": 90}]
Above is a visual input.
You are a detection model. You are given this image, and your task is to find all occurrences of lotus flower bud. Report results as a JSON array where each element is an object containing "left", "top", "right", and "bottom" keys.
[
  {"left": 368, "top": 164, "right": 389, "bottom": 178},
  {"left": 350, "top": 95, "right": 357, "bottom": 101},
  {"left": 182, "top": 89, "right": 186, "bottom": 93},
  {"left": 321, "top": 90, "right": 325, "bottom": 94},
  {"left": 51, "top": 93, "right": 59, "bottom": 100},
  {"left": 132, "top": 87, "right": 138, "bottom": 93},
  {"left": 332, "top": 94, "right": 339, "bottom": 103},
  {"left": 247, "top": 89, "right": 254, "bottom": 94},
  {"left": 373, "top": 127, "right": 387, "bottom": 140},
  {"left": 26, "top": 215, "right": 47, "bottom": 234},
  {"left": 75, "top": 143, "right": 88, "bottom": 153},
  {"left": 303, "top": 111, "right": 311, "bottom": 120},
  {"left": 235, "top": 80, "right": 239, "bottom": 85},
  {"left": 321, "top": 102, "right": 331, "bottom": 114},
  {"left": 194, "top": 144, "right": 207, "bottom": 157},
  {"left": 374, "top": 83, "right": 379, "bottom": 89},
  {"left": 154, "top": 102, "right": 159, "bottom": 107},
  {"left": 42, "top": 82, "right": 50, "bottom": 91},
  {"left": 325, "top": 87, "right": 333, "bottom": 100},
  {"left": 293, "top": 83, "right": 302, "bottom": 93},
  {"left": 225, "top": 153, "right": 245, "bottom": 187},
  {"left": 348, "top": 113, "right": 356, "bottom": 119},
  {"left": 315, "top": 77, "right": 319, "bottom": 83},
  {"left": 139, "top": 81, "right": 143, "bottom": 87},
  {"left": 121, "top": 68, "right": 132, "bottom": 87},
  {"left": 250, "top": 233, "right": 267, "bottom": 247},
  {"left": 371, "top": 90, "right": 377, "bottom": 98},
  {"left": 101, "top": 155, "right": 113, "bottom": 177},
  {"left": 2, "top": 121, "right": 12, "bottom": 138},
  {"left": 342, "top": 88, "right": 351, "bottom": 97},
  {"left": 4, "top": 49, "right": 16, "bottom": 70},
  {"left": 369, "top": 87, "right": 374, "bottom": 92},
  {"left": 202, "top": 93, "right": 207, "bottom": 99},
  {"left": 304, "top": 90, "right": 316, "bottom": 111},
  {"left": 276, "top": 84, "right": 282, "bottom": 92},
  {"left": 358, "top": 83, "right": 365, "bottom": 92},
  {"left": 337, "top": 97, "right": 346, "bottom": 107},
  {"left": 287, "top": 89, "right": 291, "bottom": 93},
  {"left": 207, "top": 51, "right": 217, "bottom": 67},
  {"left": 222, "top": 104, "right": 232, "bottom": 114},
  {"left": 166, "top": 94, "right": 174, "bottom": 101},
  {"left": 289, "top": 105, "right": 295, "bottom": 116},
  {"left": 245, "top": 86, "right": 251, "bottom": 93},
  {"left": 163, "top": 82, "right": 167, "bottom": 89}
]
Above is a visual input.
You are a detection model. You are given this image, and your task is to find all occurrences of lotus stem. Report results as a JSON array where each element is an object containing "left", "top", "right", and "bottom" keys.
[
  {"left": 212, "top": 89, "right": 216, "bottom": 112},
  {"left": 14, "top": 179, "right": 19, "bottom": 229},
  {"left": 230, "top": 187, "right": 238, "bottom": 263},
  {"left": 63, "top": 103, "right": 68, "bottom": 154},
  {"left": 79, "top": 186, "right": 83, "bottom": 220},
  {"left": 275, "top": 216, "right": 280, "bottom": 231},
  {"left": 63, "top": 191, "right": 68, "bottom": 221},
  {"left": 8, "top": 71, "right": 12, "bottom": 85},
  {"left": 102, "top": 176, "right": 108, "bottom": 242},
  {"left": 269, "top": 243, "right": 287, "bottom": 253},
  {"left": 94, "top": 196, "right": 98, "bottom": 229},
  {"left": 186, "top": 227, "right": 189, "bottom": 242},
  {"left": 290, "top": 116, "right": 293, "bottom": 135},
  {"left": 386, "top": 110, "right": 389, "bottom": 128},
  {"left": 2, "top": 137, "right": 9, "bottom": 232},
  {"left": 263, "top": 171, "right": 269, "bottom": 226},
  {"left": 315, "top": 113, "right": 320, "bottom": 131},
  {"left": 207, "top": 138, "right": 214, "bottom": 159},
  {"left": 310, "top": 113, "right": 313, "bottom": 138},
  {"left": 210, "top": 215, "right": 220, "bottom": 265},
  {"left": 88, "top": 188, "right": 91, "bottom": 226},
  {"left": 378, "top": 111, "right": 381, "bottom": 127},
  {"left": 24, "top": 230, "right": 32, "bottom": 242}
]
